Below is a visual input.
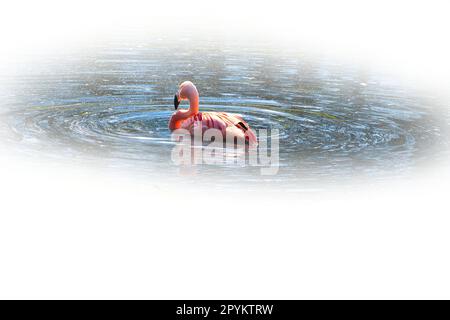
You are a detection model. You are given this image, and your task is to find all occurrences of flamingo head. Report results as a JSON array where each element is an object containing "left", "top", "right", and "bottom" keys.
[{"left": 173, "top": 81, "right": 198, "bottom": 110}]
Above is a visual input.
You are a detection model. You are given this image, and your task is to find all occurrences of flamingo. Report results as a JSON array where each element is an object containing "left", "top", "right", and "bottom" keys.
[{"left": 169, "top": 81, "right": 257, "bottom": 144}]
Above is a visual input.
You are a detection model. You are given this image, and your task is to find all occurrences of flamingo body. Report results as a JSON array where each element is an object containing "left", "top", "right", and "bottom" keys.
[{"left": 169, "top": 81, "right": 257, "bottom": 144}]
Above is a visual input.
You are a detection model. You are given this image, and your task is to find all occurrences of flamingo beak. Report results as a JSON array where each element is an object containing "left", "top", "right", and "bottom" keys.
[{"left": 174, "top": 94, "right": 180, "bottom": 110}]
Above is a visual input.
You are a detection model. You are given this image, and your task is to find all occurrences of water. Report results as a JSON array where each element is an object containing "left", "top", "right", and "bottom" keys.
[{"left": 1, "top": 35, "right": 449, "bottom": 189}]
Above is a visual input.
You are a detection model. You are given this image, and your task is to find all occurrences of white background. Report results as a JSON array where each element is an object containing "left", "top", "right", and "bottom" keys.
[{"left": 1, "top": 0, "right": 450, "bottom": 299}]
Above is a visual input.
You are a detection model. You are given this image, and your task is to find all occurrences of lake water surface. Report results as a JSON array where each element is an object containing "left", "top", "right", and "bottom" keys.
[{"left": 1, "top": 35, "right": 449, "bottom": 189}]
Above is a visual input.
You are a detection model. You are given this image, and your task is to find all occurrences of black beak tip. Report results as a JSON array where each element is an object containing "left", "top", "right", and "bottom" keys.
[{"left": 174, "top": 94, "right": 180, "bottom": 110}]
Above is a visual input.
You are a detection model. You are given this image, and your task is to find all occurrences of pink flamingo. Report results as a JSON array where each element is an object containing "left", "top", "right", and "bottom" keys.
[{"left": 169, "top": 81, "right": 257, "bottom": 144}]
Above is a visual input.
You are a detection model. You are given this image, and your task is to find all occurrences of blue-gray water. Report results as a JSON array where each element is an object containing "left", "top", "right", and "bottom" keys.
[{"left": 1, "top": 36, "right": 449, "bottom": 188}]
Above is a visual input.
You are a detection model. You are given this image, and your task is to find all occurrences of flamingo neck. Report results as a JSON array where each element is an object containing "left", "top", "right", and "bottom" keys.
[
  {"left": 169, "top": 95, "right": 199, "bottom": 130},
  {"left": 169, "top": 82, "right": 200, "bottom": 130},
  {"left": 186, "top": 92, "right": 199, "bottom": 116}
]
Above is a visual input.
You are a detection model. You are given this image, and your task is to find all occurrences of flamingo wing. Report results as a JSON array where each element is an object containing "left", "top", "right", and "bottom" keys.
[{"left": 180, "top": 112, "right": 257, "bottom": 144}]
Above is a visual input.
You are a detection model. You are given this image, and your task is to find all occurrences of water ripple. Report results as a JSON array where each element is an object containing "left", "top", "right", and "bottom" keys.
[{"left": 1, "top": 38, "right": 448, "bottom": 186}]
